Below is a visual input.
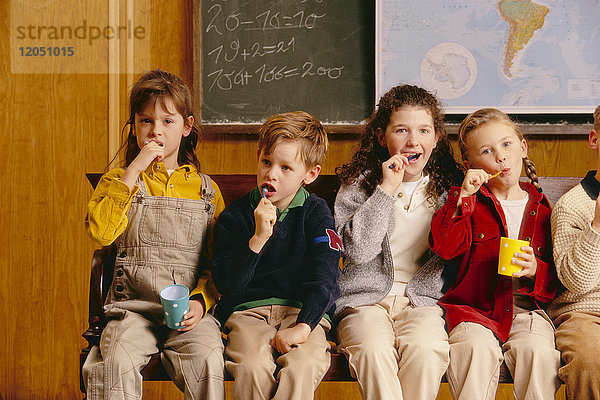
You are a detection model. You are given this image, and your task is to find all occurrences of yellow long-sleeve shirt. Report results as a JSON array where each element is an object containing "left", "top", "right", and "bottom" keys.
[{"left": 85, "top": 163, "right": 225, "bottom": 312}]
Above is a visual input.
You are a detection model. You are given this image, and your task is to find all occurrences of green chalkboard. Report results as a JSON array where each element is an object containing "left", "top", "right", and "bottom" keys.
[{"left": 198, "top": 0, "right": 374, "bottom": 124}]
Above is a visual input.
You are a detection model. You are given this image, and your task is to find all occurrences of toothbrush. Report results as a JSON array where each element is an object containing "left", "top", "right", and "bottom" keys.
[
  {"left": 389, "top": 154, "right": 419, "bottom": 169},
  {"left": 469, "top": 170, "right": 503, "bottom": 185},
  {"left": 262, "top": 186, "right": 268, "bottom": 199},
  {"left": 488, "top": 170, "right": 503, "bottom": 179}
]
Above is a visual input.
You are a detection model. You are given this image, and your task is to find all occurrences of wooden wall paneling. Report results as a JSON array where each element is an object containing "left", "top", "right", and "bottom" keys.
[
  {"left": 322, "top": 134, "right": 362, "bottom": 175},
  {"left": 111, "top": 0, "right": 152, "bottom": 169},
  {"left": 198, "top": 133, "right": 260, "bottom": 175},
  {"left": 197, "top": 132, "right": 361, "bottom": 176},
  {"left": 0, "top": 4, "right": 12, "bottom": 397},
  {"left": 149, "top": 0, "right": 193, "bottom": 84},
  {"left": 1, "top": 4, "right": 110, "bottom": 398},
  {"left": 108, "top": 0, "right": 121, "bottom": 167},
  {"left": 527, "top": 135, "right": 595, "bottom": 177}
]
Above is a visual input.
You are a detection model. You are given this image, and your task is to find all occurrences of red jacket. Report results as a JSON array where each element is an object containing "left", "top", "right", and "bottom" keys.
[{"left": 429, "top": 182, "right": 557, "bottom": 342}]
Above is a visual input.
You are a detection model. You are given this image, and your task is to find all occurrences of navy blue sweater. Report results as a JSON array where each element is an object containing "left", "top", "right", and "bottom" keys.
[{"left": 212, "top": 188, "right": 341, "bottom": 329}]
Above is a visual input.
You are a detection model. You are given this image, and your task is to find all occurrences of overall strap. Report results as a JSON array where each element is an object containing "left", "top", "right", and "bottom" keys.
[
  {"left": 136, "top": 178, "right": 149, "bottom": 196},
  {"left": 199, "top": 173, "right": 215, "bottom": 202},
  {"left": 199, "top": 173, "right": 216, "bottom": 218}
]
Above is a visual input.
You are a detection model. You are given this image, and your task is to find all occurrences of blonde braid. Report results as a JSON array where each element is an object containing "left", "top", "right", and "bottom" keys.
[{"left": 523, "top": 157, "right": 542, "bottom": 192}]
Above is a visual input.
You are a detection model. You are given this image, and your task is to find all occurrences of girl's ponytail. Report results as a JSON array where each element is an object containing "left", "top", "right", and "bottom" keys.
[{"left": 523, "top": 157, "right": 542, "bottom": 192}]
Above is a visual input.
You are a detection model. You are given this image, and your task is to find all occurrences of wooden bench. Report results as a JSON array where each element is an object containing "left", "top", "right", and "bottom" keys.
[{"left": 80, "top": 173, "right": 580, "bottom": 395}]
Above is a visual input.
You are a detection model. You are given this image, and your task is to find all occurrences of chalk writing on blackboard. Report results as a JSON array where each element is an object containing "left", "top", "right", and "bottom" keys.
[{"left": 200, "top": 0, "right": 374, "bottom": 124}]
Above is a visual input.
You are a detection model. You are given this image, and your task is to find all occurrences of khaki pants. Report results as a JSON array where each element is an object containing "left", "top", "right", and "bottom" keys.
[
  {"left": 447, "top": 311, "right": 561, "bottom": 400},
  {"left": 83, "top": 310, "right": 225, "bottom": 400},
  {"left": 336, "top": 295, "right": 449, "bottom": 400},
  {"left": 554, "top": 311, "right": 600, "bottom": 400},
  {"left": 224, "top": 305, "right": 331, "bottom": 400}
]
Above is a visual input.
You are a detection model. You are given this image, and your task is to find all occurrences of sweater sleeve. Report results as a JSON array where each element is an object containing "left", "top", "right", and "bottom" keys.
[
  {"left": 297, "top": 198, "right": 341, "bottom": 329},
  {"left": 429, "top": 186, "right": 474, "bottom": 260},
  {"left": 334, "top": 181, "right": 396, "bottom": 266},
  {"left": 551, "top": 190, "right": 600, "bottom": 295},
  {"left": 85, "top": 168, "right": 139, "bottom": 246},
  {"left": 211, "top": 200, "right": 262, "bottom": 298}
]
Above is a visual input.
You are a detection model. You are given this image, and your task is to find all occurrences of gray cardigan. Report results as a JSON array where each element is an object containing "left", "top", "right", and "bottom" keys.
[{"left": 334, "top": 175, "right": 448, "bottom": 316}]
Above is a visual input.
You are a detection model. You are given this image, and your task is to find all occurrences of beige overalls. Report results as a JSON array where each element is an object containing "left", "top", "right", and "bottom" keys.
[{"left": 83, "top": 174, "right": 225, "bottom": 400}]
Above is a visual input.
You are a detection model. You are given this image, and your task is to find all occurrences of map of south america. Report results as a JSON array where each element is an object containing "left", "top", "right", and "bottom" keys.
[
  {"left": 497, "top": 0, "right": 549, "bottom": 79},
  {"left": 379, "top": 0, "right": 599, "bottom": 112}
]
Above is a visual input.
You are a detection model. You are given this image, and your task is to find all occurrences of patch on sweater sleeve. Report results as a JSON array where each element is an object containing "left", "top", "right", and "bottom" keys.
[{"left": 312, "top": 228, "right": 343, "bottom": 251}]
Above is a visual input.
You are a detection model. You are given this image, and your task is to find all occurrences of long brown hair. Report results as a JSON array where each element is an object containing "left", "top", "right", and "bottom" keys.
[
  {"left": 110, "top": 69, "right": 201, "bottom": 170},
  {"left": 458, "top": 108, "right": 541, "bottom": 192},
  {"left": 337, "top": 84, "right": 463, "bottom": 200}
]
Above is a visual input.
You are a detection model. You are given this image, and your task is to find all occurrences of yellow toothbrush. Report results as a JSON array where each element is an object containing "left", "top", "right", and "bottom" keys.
[
  {"left": 470, "top": 170, "right": 502, "bottom": 185},
  {"left": 489, "top": 170, "right": 502, "bottom": 179}
]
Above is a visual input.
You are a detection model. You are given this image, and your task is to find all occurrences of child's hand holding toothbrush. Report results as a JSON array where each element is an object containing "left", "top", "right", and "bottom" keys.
[{"left": 249, "top": 186, "right": 277, "bottom": 253}]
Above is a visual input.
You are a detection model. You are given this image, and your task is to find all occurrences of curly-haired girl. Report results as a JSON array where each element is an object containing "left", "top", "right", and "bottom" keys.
[{"left": 334, "top": 84, "right": 463, "bottom": 399}]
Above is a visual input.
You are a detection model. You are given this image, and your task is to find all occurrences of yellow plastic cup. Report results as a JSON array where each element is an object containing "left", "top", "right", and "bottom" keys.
[{"left": 498, "top": 237, "right": 529, "bottom": 276}]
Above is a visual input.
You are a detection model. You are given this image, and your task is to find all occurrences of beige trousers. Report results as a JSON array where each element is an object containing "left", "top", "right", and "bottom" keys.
[
  {"left": 447, "top": 311, "right": 561, "bottom": 400},
  {"left": 83, "top": 310, "right": 225, "bottom": 400},
  {"left": 336, "top": 295, "right": 449, "bottom": 400},
  {"left": 224, "top": 305, "right": 331, "bottom": 400},
  {"left": 554, "top": 311, "right": 600, "bottom": 400}
]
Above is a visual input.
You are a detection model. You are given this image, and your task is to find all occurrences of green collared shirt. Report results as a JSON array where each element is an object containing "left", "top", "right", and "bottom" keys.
[{"left": 249, "top": 186, "right": 310, "bottom": 222}]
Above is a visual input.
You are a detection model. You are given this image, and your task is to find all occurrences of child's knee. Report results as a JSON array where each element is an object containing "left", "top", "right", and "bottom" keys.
[
  {"left": 568, "top": 347, "right": 600, "bottom": 372},
  {"left": 228, "top": 353, "right": 276, "bottom": 378},
  {"left": 108, "top": 344, "right": 144, "bottom": 371},
  {"left": 401, "top": 337, "right": 449, "bottom": 367},
  {"left": 345, "top": 340, "right": 398, "bottom": 368},
  {"left": 505, "top": 338, "right": 560, "bottom": 369},
  {"left": 281, "top": 343, "right": 330, "bottom": 369}
]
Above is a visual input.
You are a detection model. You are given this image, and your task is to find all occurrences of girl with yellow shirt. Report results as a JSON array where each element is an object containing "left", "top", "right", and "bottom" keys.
[{"left": 82, "top": 70, "right": 225, "bottom": 400}]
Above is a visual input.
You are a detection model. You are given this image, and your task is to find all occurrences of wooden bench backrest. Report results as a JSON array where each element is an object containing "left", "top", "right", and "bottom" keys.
[
  {"left": 212, "top": 174, "right": 339, "bottom": 210},
  {"left": 520, "top": 176, "right": 581, "bottom": 205}
]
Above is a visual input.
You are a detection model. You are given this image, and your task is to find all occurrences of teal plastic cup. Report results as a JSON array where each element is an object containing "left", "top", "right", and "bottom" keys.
[{"left": 160, "top": 284, "right": 189, "bottom": 329}]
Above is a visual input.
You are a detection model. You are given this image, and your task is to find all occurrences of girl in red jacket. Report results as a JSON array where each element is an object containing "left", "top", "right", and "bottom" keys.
[{"left": 429, "top": 108, "right": 560, "bottom": 400}]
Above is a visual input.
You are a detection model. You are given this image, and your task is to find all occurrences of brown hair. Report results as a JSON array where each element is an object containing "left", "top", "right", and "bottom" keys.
[
  {"left": 336, "top": 84, "right": 463, "bottom": 200},
  {"left": 258, "top": 111, "right": 328, "bottom": 168},
  {"left": 458, "top": 108, "right": 541, "bottom": 192},
  {"left": 110, "top": 69, "right": 201, "bottom": 170},
  {"left": 594, "top": 104, "right": 600, "bottom": 132}
]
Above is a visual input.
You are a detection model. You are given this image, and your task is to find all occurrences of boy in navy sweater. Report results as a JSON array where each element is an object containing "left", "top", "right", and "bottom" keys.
[{"left": 212, "top": 111, "right": 341, "bottom": 400}]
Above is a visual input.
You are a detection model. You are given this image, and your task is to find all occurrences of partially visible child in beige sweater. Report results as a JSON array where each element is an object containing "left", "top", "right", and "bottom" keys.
[{"left": 549, "top": 104, "right": 600, "bottom": 400}]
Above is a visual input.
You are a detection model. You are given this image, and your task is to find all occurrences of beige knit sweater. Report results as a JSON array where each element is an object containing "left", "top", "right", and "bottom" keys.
[{"left": 549, "top": 182, "right": 600, "bottom": 319}]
